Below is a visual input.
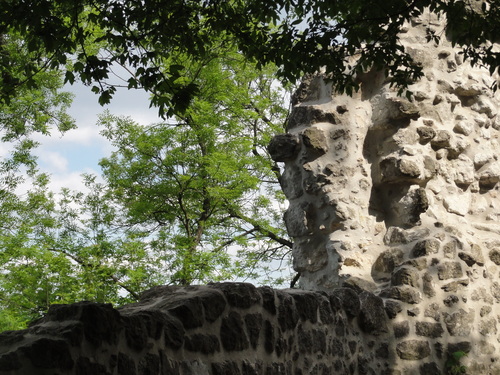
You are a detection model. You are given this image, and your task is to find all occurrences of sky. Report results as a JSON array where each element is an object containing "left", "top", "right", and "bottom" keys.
[{"left": 32, "top": 82, "right": 162, "bottom": 194}]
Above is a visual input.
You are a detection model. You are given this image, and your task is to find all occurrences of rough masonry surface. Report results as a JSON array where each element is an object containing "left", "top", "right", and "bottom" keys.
[
  {"left": 0, "top": 283, "right": 400, "bottom": 375},
  {"left": 268, "top": 10, "right": 500, "bottom": 375}
]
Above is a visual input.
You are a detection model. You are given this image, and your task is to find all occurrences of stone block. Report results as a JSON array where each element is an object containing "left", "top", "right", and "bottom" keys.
[
  {"left": 358, "top": 292, "right": 388, "bottom": 335},
  {"left": 330, "top": 288, "right": 360, "bottom": 318},
  {"left": 384, "top": 300, "right": 403, "bottom": 319},
  {"left": 220, "top": 312, "right": 249, "bottom": 351},
  {"left": 212, "top": 361, "right": 241, "bottom": 375},
  {"left": 137, "top": 354, "right": 160, "bottom": 375},
  {"left": 488, "top": 248, "right": 500, "bottom": 265},
  {"left": 396, "top": 340, "right": 431, "bottom": 360},
  {"left": 443, "top": 309, "right": 474, "bottom": 336},
  {"left": 258, "top": 287, "right": 277, "bottom": 315},
  {"left": 267, "top": 133, "right": 301, "bottom": 162},
  {"left": 288, "top": 290, "right": 319, "bottom": 323},
  {"left": 415, "top": 322, "right": 444, "bottom": 338},
  {"left": 391, "top": 267, "right": 420, "bottom": 287},
  {"left": 184, "top": 334, "right": 220, "bottom": 354},
  {"left": 302, "top": 127, "right": 328, "bottom": 155},
  {"left": 437, "top": 262, "right": 463, "bottom": 280},
  {"left": 277, "top": 292, "right": 300, "bottom": 331},
  {"left": 380, "top": 286, "right": 422, "bottom": 304},
  {"left": 419, "top": 362, "right": 440, "bottom": 375},
  {"left": 372, "top": 248, "right": 404, "bottom": 280},
  {"left": 412, "top": 238, "right": 440, "bottom": 257},
  {"left": 244, "top": 314, "right": 263, "bottom": 349},
  {"left": 166, "top": 297, "right": 205, "bottom": 329},
  {"left": 210, "top": 283, "right": 261, "bottom": 309},
  {"left": 21, "top": 338, "right": 74, "bottom": 370}
]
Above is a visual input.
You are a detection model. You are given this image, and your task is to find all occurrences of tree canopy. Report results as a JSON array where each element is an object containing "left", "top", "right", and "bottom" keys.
[
  {"left": 0, "top": 0, "right": 499, "bottom": 115},
  {"left": 0, "top": 31, "right": 293, "bottom": 330}
]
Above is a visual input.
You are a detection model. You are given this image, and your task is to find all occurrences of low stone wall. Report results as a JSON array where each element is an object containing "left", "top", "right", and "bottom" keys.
[{"left": 1, "top": 281, "right": 496, "bottom": 375}]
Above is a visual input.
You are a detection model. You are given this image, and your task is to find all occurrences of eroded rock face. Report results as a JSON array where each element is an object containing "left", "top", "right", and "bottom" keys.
[{"left": 270, "top": 10, "right": 500, "bottom": 374}]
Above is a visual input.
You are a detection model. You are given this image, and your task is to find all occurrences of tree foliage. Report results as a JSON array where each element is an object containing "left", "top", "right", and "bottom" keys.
[
  {"left": 98, "top": 43, "right": 291, "bottom": 285},
  {"left": 0, "top": 37, "right": 293, "bottom": 330},
  {"left": 0, "top": 0, "right": 499, "bottom": 115}
]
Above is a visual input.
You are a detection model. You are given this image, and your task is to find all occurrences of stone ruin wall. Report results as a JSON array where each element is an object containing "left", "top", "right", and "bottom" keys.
[
  {"left": 1, "top": 10, "right": 500, "bottom": 375},
  {"left": 268, "top": 10, "right": 500, "bottom": 375},
  {"left": 0, "top": 283, "right": 401, "bottom": 375}
]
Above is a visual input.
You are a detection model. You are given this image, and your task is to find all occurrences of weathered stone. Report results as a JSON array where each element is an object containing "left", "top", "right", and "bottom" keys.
[
  {"left": 198, "top": 289, "right": 227, "bottom": 322},
  {"left": 330, "top": 288, "right": 360, "bottom": 318},
  {"left": 447, "top": 341, "right": 472, "bottom": 355},
  {"left": 492, "top": 282, "right": 500, "bottom": 303},
  {"left": 184, "top": 334, "right": 220, "bottom": 354},
  {"left": 488, "top": 248, "right": 500, "bottom": 265},
  {"left": 430, "top": 130, "right": 452, "bottom": 149},
  {"left": 258, "top": 287, "right": 277, "bottom": 315},
  {"left": 396, "top": 340, "right": 431, "bottom": 360},
  {"left": 424, "top": 303, "right": 440, "bottom": 322},
  {"left": 242, "top": 361, "right": 263, "bottom": 375},
  {"left": 244, "top": 314, "right": 262, "bottom": 349},
  {"left": 288, "top": 290, "right": 319, "bottom": 323},
  {"left": 163, "top": 314, "right": 185, "bottom": 350},
  {"left": 212, "top": 361, "right": 241, "bottom": 375},
  {"left": 276, "top": 292, "right": 300, "bottom": 331},
  {"left": 302, "top": 127, "right": 328, "bottom": 155},
  {"left": 422, "top": 272, "right": 436, "bottom": 298},
  {"left": 412, "top": 238, "right": 440, "bottom": 258},
  {"left": 415, "top": 322, "right": 444, "bottom": 338},
  {"left": 417, "top": 126, "right": 436, "bottom": 142},
  {"left": 318, "top": 297, "right": 334, "bottom": 324},
  {"left": 358, "top": 292, "right": 388, "bottom": 335},
  {"left": 458, "top": 244, "right": 485, "bottom": 266},
  {"left": 342, "top": 276, "right": 377, "bottom": 294},
  {"left": 137, "top": 354, "right": 160, "bottom": 375},
  {"left": 442, "top": 240, "right": 458, "bottom": 258},
  {"left": 384, "top": 300, "right": 403, "bottom": 319},
  {"left": 166, "top": 297, "right": 205, "bottom": 329},
  {"left": 267, "top": 134, "right": 301, "bottom": 162},
  {"left": 211, "top": 283, "right": 261, "bottom": 309},
  {"left": 20, "top": 338, "right": 74, "bottom": 370},
  {"left": 411, "top": 238, "right": 440, "bottom": 257},
  {"left": 76, "top": 357, "right": 108, "bottom": 375},
  {"left": 443, "top": 295, "right": 459, "bottom": 307},
  {"left": 437, "top": 262, "right": 463, "bottom": 280},
  {"left": 264, "top": 320, "right": 274, "bottom": 354},
  {"left": 478, "top": 317, "right": 497, "bottom": 336},
  {"left": 391, "top": 267, "right": 420, "bottom": 287},
  {"left": 403, "top": 257, "right": 428, "bottom": 270},
  {"left": 441, "top": 278, "right": 469, "bottom": 292},
  {"left": 117, "top": 353, "right": 137, "bottom": 375},
  {"left": 123, "top": 315, "right": 149, "bottom": 351},
  {"left": 443, "top": 309, "right": 474, "bottom": 336},
  {"left": 384, "top": 227, "right": 431, "bottom": 245},
  {"left": 220, "top": 312, "right": 249, "bottom": 351},
  {"left": 0, "top": 352, "right": 22, "bottom": 372},
  {"left": 379, "top": 286, "right": 422, "bottom": 304},
  {"left": 443, "top": 191, "right": 470, "bottom": 216},
  {"left": 372, "top": 248, "right": 404, "bottom": 280},
  {"left": 419, "top": 362, "right": 441, "bottom": 375}
]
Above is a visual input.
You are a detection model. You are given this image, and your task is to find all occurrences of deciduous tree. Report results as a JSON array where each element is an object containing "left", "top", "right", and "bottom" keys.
[{"left": 0, "top": 1, "right": 498, "bottom": 114}]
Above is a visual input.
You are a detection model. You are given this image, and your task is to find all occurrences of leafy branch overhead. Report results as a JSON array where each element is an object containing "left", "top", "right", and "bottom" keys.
[{"left": 1, "top": 1, "right": 499, "bottom": 115}]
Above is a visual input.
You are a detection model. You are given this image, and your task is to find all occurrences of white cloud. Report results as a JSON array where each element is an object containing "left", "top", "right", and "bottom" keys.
[
  {"left": 47, "top": 168, "right": 103, "bottom": 194},
  {"left": 38, "top": 151, "right": 68, "bottom": 173}
]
